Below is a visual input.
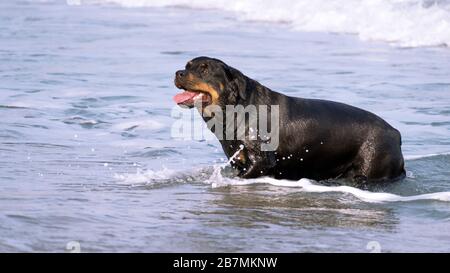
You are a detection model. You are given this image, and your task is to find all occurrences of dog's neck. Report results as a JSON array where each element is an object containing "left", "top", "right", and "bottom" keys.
[{"left": 196, "top": 78, "right": 276, "bottom": 149}]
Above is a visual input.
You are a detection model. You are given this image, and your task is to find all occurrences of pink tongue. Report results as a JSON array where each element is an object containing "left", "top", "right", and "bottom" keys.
[{"left": 173, "top": 90, "right": 198, "bottom": 104}]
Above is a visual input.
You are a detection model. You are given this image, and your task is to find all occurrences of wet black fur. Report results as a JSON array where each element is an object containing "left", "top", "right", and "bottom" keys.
[{"left": 175, "top": 56, "right": 406, "bottom": 183}]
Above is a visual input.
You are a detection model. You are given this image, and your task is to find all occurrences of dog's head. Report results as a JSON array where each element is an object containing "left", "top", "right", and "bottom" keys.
[{"left": 174, "top": 56, "right": 247, "bottom": 109}]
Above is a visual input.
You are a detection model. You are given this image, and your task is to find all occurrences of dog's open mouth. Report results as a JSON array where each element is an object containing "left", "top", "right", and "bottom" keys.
[{"left": 173, "top": 90, "right": 212, "bottom": 108}]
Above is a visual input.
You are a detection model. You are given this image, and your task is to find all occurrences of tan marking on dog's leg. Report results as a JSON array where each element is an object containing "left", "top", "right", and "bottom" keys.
[{"left": 237, "top": 150, "right": 247, "bottom": 165}]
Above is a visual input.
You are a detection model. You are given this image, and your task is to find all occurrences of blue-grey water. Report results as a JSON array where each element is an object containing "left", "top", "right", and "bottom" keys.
[{"left": 1, "top": 0, "right": 450, "bottom": 252}]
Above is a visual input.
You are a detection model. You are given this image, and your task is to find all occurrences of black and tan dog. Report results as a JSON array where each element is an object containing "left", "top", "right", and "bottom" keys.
[{"left": 173, "top": 56, "right": 405, "bottom": 183}]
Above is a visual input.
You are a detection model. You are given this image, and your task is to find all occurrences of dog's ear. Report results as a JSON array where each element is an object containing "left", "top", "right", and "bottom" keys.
[{"left": 225, "top": 65, "right": 247, "bottom": 100}]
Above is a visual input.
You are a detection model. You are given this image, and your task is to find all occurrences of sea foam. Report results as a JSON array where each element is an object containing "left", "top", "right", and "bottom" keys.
[
  {"left": 116, "top": 149, "right": 450, "bottom": 203},
  {"left": 115, "top": 165, "right": 450, "bottom": 203},
  {"left": 212, "top": 176, "right": 450, "bottom": 203},
  {"left": 71, "top": 0, "right": 450, "bottom": 47}
]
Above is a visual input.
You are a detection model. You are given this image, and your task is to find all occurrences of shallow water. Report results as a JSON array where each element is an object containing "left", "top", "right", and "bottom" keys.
[{"left": 1, "top": 0, "right": 450, "bottom": 252}]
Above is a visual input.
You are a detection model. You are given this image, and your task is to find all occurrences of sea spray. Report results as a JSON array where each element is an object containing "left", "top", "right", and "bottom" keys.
[
  {"left": 207, "top": 162, "right": 450, "bottom": 203},
  {"left": 208, "top": 144, "right": 245, "bottom": 187},
  {"left": 114, "top": 148, "right": 450, "bottom": 203},
  {"left": 74, "top": 0, "right": 450, "bottom": 47}
]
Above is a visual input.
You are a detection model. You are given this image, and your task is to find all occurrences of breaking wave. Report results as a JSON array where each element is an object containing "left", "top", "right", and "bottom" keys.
[{"left": 69, "top": 0, "right": 450, "bottom": 47}]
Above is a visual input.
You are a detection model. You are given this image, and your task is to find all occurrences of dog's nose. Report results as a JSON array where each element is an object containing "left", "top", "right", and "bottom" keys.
[{"left": 176, "top": 70, "right": 186, "bottom": 78}]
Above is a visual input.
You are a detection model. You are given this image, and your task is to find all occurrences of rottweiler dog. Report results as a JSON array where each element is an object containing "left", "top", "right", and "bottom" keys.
[{"left": 173, "top": 56, "right": 405, "bottom": 183}]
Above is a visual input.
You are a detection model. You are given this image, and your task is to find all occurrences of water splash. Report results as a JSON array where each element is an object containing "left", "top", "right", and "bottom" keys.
[
  {"left": 114, "top": 145, "right": 450, "bottom": 203},
  {"left": 207, "top": 144, "right": 244, "bottom": 187},
  {"left": 114, "top": 167, "right": 178, "bottom": 185},
  {"left": 204, "top": 147, "right": 450, "bottom": 203}
]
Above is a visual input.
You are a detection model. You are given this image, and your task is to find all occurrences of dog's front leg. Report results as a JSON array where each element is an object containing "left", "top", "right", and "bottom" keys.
[{"left": 239, "top": 148, "right": 276, "bottom": 179}]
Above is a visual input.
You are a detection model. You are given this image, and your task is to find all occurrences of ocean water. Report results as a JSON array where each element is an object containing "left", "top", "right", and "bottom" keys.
[{"left": 1, "top": 0, "right": 450, "bottom": 252}]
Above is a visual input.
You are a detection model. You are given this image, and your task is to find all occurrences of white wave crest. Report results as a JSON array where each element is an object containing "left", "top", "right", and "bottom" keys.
[
  {"left": 71, "top": 0, "right": 450, "bottom": 47},
  {"left": 210, "top": 176, "right": 450, "bottom": 203},
  {"left": 404, "top": 151, "right": 450, "bottom": 160},
  {"left": 203, "top": 147, "right": 450, "bottom": 203},
  {"left": 115, "top": 145, "right": 450, "bottom": 203},
  {"left": 116, "top": 164, "right": 450, "bottom": 203}
]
